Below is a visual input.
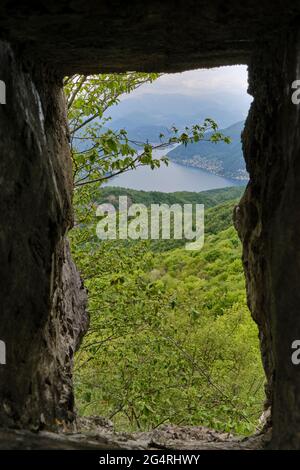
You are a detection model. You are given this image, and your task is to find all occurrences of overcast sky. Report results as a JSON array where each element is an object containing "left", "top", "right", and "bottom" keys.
[{"left": 122, "top": 65, "right": 250, "bottom": 100}]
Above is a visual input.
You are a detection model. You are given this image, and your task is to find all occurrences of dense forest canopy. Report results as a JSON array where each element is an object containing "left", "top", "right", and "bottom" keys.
[{"left": 70, "top": 187, "right": 264, "bottom": 435}]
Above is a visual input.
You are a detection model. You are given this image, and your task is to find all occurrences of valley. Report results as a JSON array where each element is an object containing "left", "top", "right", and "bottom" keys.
[{"left": 71, "top": 185, "right": 264, "bottom": 436}]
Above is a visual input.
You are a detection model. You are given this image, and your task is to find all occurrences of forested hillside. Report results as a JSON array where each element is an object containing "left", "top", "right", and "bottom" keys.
[
  {"left": 97, "top": 185, "right": 245, "bottom": 208},
  {"left": 167, "top": 121, "right": 247, "bottom": 181},
  {"left": 71, "top": 186, "right": 265, "bottom": 436}
]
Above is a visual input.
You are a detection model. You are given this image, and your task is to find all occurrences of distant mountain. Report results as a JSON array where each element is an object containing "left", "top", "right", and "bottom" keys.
[
  {"left": 108, "top": 93, "right": 251, "bottom": 132},
  {"left": 125, "top": 125, "right": 170, "bottom": 143},
  {"left": 167, "top": 121, "right": 247, "bottom": 181}
]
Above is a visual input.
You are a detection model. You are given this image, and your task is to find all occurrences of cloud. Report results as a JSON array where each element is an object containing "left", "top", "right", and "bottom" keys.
[{"left": 122, "top": 65, "right": 249, "bottom": 99}]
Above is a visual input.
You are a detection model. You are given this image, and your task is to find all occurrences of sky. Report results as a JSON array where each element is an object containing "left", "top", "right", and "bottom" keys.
[
  {"left": 121, "top": 65, "right": 250, "bottom": 100},
  {"left": 105, "top": 65, "right": 251, "bottom": 190},
  {"left": 109, "top": 65, "right": 252, "bottom": 131}
]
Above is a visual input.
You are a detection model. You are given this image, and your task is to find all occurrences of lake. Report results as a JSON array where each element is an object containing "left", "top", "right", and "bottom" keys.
[{"left": 104, "top": 147, "right": 243, "bottom": 192}]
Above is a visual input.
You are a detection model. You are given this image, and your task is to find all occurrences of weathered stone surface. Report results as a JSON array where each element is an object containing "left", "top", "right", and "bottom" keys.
[
  {"left": 0, "top": 1, "right": 300, "bottom": 75},
  {"left": 0, "top": 41, "right": 88, "bottom": 430},
  {"left": 234, "top": 26, "right": 300, "bottom": 449},
  {"left": 1, "top": 0, "right": 300, "bottom": 450},
  {"left": 0, "top": 425, "right": 268, "bottom": 450},
  {"left": 0, "top": 428, "right": 120, "bottom": 450}
]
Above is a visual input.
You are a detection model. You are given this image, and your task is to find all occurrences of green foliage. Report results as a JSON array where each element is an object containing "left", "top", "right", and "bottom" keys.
[
  {"left": 92, "top": 185, "right": 245, "bottom": 208},
  {"left": 71, "top": 189, "right": 265, "bottom": 435},
  {"left": 66, "top": 73, "right": 263, "bottom": 436},
  {"left": 76, "top": 185, "right": 244, "bottom": 252}
]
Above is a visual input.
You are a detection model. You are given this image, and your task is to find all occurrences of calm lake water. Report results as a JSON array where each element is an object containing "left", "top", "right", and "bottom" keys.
[{"left": 104, "top": 147, "right": 242, "bottom": 192}]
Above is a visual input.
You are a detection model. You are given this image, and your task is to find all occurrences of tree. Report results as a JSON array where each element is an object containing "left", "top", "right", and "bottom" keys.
[
  {"left": 72, "top": 198, "right": 265, "bottom": 434},
  {"left": 64, "top": 73, "right": 230, "bottom": 189}
]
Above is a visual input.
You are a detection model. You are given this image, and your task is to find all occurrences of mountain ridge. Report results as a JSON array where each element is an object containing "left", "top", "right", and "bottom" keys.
[{"left": 167, "top": 120, "right": 247, "bottom": 181}]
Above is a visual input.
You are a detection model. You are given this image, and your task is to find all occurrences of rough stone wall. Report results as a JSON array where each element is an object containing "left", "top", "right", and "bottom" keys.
[
  {"left": 234, "top": 26, "right": 300, "bottom": 449},
  {"left": 0, "top": 41, "right": 88, "bottom": 430},
  {"left": 0, "top": 1, "right": 299, "bottom": 75},
  {"left": 1, "top": 1, "right": 300, "bottom": 448}
]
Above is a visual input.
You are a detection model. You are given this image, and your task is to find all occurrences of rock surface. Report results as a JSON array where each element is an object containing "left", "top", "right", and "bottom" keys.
[
  {"left": 0, "top": 0, "right": 300, "bottom": 449},
  {"left": 234, "top": 26, "right": 300, "bottom": 448},
  {"left": 0, "top": 1, "right": 300, "bottom": 74},
  {"left": 0, "top": 425, "right": 269, "bottom": 450},
  {"left": 0, "top": 41, "right": 88, "bottom": 430}
]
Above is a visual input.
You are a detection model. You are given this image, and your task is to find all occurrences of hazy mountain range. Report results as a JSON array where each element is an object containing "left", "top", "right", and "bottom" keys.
[{"left": 108, "top": 92, "right": 250, "bottom": 137}]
